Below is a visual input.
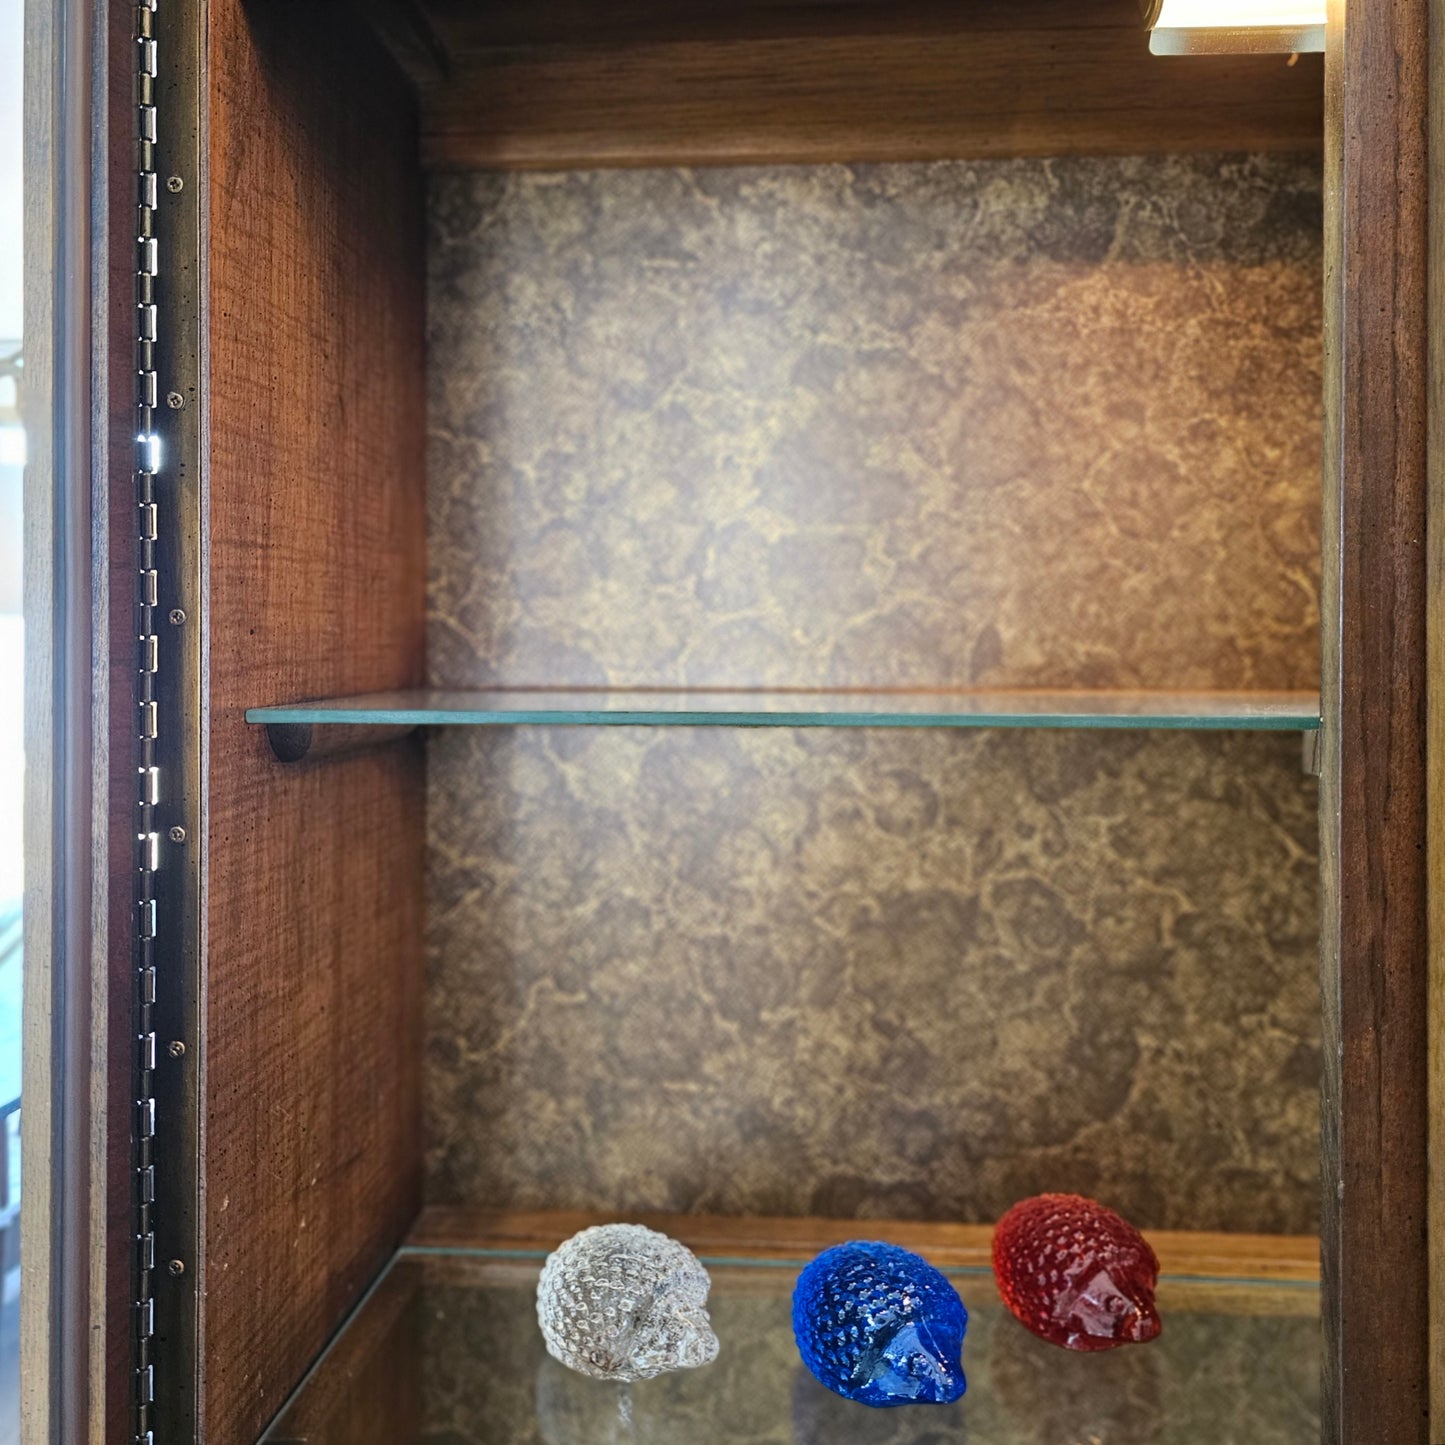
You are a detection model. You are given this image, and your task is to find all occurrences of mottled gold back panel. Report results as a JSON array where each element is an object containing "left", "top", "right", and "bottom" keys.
[
  {"left": 428, "top": 729, "right": 1319, "bottom": 1233},
  {"left": 425, "top": 157, "right": 1323, "bottom": 1232},
  {"left": 429, "top": 156, "right": 1322, "bottom": 691}
]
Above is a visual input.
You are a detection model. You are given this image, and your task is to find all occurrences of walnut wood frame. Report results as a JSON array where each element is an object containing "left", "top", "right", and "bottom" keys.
[
  {"left": 1427, "top": 0, "right": 1445, "bottom": 1439},
  {"left": 1322, "top": 1, "right": 1432, "bottom": 1443}
]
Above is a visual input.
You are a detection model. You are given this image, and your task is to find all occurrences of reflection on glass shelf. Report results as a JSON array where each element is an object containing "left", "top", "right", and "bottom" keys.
[
  {"left": 263, "top": 1253, "right": 1319, "bottom": 1445},
  {"left": 247, "top": 688, "right": 1322, "bottom": 732}
]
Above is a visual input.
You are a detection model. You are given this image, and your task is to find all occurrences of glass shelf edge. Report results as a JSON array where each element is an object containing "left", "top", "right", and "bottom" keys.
[{"left": 246, "top": 697, "right": 1323, "bottom": 732}]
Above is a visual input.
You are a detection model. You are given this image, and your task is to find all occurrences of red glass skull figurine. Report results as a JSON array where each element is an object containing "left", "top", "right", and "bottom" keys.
[{"left": 993, "top": 1193, "right": 1162, "bottom": 1351}]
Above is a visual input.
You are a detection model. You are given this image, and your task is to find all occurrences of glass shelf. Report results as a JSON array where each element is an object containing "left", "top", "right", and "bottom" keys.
[
  {"left": 247, "top": 688, "right": 1322, "bottom": 732},
  {"left": 262, "top": 1244, "right": 1320, "bottom": 1444}
]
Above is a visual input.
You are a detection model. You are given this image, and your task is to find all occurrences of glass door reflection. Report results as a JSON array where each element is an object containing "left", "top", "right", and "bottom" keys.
[{"left": 0, "top": 0, "right": 23, "bottom": 1437}]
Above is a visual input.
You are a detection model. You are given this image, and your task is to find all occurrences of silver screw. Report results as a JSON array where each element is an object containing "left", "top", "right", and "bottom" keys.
[
  {"left": 166, "top": 176, "right": 183, "bottom": 193},
  {"left": 169, "top": 608, "right": 186, "bottom": 626},
  {"left": 168, "top": 825, "right": 186, "bottom": 844},
  {"left": 167, "top": 1259, "right": 185, "bottom": 1278},
  {"left": 166, "top": 391, "right": 185, "bottom": 409},
  {"left": 167, "top": 1040, "right": 186, "bottom": 1059}
]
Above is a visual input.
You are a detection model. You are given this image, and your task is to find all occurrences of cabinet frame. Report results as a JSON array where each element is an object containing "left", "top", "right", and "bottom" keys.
[
  {"left": 23, "top": 0, "right": 1433, "bottom": 1440},
  {"left": 1320, "top": 2, "right": 1433, "bottom": 1441}
]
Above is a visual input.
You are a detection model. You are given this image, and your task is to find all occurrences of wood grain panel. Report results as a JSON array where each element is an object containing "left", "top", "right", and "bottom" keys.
[
  {"left": 1428, "top": 0, "right": 1445, "bottom": 1433},
  {"left": 204, "top": 2, "right": 427, "bottom": 1440},
  {"left": 410, "top": 0, "right": 1323, "bottom": 169},
  {"left": 424, "top": 0, "right": 1185, "bottom": 48},
  {"left": 1320, "top": 0, "right": 1431, "bottom": 1441},
  {"left": 261, "top": 1267, "right": 423, "bottom": 1445},
  {"left": 410, "top": 1207, "right": 1322, "bottom": 1286}
]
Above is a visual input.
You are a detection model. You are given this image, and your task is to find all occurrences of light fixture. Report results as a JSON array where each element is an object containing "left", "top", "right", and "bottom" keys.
[{"left": 1142, "top": 0, "right": 1325, "bottom": 56}]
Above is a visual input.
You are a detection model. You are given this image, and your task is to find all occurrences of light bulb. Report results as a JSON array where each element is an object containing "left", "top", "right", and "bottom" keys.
[
  {"left": 1155, "top": 0, "right": 1324, "bottom": 23},
  {"left": 1149, "top": 0, "right": 1325, "bottom": 54}
]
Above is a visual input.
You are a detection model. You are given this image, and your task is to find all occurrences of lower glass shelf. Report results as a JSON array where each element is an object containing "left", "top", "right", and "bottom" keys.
[{"left": 262, "top": 1215, "right": 1320, "bottom": 1445}]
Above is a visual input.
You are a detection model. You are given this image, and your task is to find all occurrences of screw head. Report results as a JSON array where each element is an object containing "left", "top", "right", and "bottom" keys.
[
  {"left": 167, "top": 1040, "right": 186, "bottom": 1059},
  {"left": 167, "top": 1259, "right": 185, "bottom": 1278},
  {"left": 168, "top": 608, "right": 186, "bottom": 626},
  {"left": 166, "top": 176, "right": 184, "bottom": 193},
  {"left": 166, "top": 391, "right": 185, "bottom": 410},
  {"left": 168, "top": 825, "right": 186, "bottom": 843}
]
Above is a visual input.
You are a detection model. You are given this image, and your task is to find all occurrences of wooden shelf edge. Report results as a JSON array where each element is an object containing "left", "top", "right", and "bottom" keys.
[
  {"left": 420, "top": 123, "right": 1327, "bottom": 173},
  {"left": 406, "top": 1206, "right": 1320, "bottom": 1285}
]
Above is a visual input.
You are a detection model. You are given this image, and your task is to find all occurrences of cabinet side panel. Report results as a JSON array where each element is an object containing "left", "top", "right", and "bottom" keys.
[
  {"left": 1430, "top": 0, "right": 1445, "bottom": 1432},
  {"left": 1320, "top": 0, "right": 1430, "bottom": 1441},
  {"left": 204, "top": 3, "right": 426, "bottom": 1440}
]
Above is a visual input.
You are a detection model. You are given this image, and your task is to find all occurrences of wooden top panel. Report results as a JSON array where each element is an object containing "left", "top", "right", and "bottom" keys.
[
  {"left": 423, "top": 0, "right": 1168, "bottom": 48},
  {"left": 401, "top": 0, "right": 1323, "bottom": 169}
]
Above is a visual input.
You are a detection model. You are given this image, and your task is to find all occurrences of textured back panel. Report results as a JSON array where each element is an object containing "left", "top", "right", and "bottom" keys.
[
  {"left": 426, "top": 157, "right": 1321, "bottom": 1233},
  {"left": 428, "top": 156, "right": 1321, "bottom": 692},
  {"left": 428, "top": 727, "right": 1318, "bottom": 1233}
]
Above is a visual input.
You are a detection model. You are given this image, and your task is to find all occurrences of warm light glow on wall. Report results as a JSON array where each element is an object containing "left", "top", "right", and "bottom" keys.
[{"left": 1149, "top": 0, "right": 1325, "bottom": 54}]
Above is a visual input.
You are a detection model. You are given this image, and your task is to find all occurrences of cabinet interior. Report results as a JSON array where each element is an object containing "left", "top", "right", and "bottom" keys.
[{"left": 199, "top": 2, "right": 1329, "bottom": 1440}]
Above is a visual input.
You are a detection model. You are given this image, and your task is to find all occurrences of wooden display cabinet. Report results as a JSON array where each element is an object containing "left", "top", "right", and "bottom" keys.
[{"left": 19, "top": 1, "right": 1437, "bottom": 1442}]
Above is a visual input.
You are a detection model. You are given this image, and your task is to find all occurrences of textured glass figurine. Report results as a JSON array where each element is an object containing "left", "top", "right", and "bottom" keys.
[
  {"left": 536, "top": 1223, "right": 720, "bottom": 1382},
  {"left": 993, "top": 1193, "right": 1162, "bottom": 1351},
  {"left": 792, "top": 1241, "right": 968, "bottom": 1407}
]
